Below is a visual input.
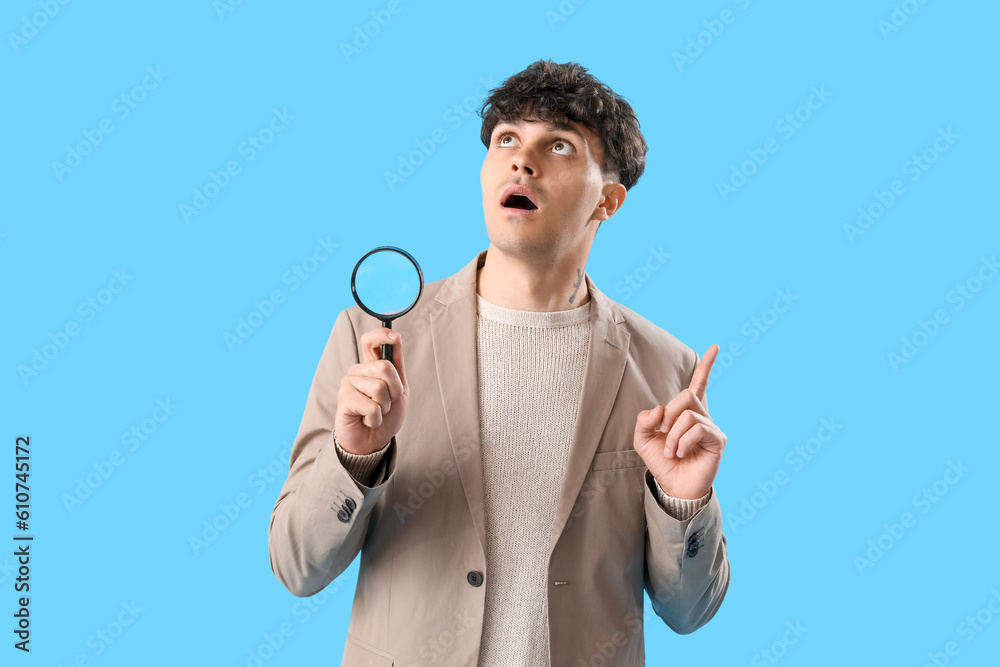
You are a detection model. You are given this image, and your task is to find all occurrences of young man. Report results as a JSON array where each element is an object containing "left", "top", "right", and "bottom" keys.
[{"left": 269, "top": 60, "right": 730, "bottom": 665}]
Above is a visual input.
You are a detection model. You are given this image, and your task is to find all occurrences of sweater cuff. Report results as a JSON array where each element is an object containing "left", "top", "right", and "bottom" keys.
[
  {"left": 333, "top": 431, "right": 391, "bottom": 487},
  {"left": 654, "top": 478, "right": 711, "bottom": 522}
]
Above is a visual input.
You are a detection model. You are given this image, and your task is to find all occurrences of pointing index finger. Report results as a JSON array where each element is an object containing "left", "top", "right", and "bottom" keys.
[{"left": 688, "top": 344, "right": 719, "bottom": 404}]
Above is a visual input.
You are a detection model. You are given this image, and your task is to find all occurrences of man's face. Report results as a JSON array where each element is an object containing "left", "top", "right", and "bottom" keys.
[{"left": 480, "top": 116, "right": 618, "bottom": 264}]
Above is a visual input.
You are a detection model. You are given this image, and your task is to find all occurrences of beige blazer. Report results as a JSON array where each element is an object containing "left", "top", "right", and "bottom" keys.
[{"left": 268, "top": 250, "right": 729, "bottom": 666}]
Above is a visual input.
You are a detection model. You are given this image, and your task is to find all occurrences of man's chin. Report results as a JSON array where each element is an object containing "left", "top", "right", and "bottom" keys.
[{"left": 485, "top": 236, "right": 558, "bottom": 263}]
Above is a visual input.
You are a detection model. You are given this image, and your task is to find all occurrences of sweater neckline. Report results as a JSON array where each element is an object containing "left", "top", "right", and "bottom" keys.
[{"left": 476, "top": 293, "right": 591, "bottom": 328}]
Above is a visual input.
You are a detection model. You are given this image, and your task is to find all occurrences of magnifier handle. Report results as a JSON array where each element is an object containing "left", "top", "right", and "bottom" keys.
[{"left": 380, "top": 319, "right": 393, "bottom": 363}]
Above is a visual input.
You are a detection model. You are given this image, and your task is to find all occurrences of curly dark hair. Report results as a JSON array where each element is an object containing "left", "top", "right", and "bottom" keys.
[{"left": 478, "top": 60, "right": 647, "bottom": 191}]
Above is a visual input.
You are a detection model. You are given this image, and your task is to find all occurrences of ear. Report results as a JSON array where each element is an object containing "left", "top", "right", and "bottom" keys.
[{"left": 592, "top": 183, "right": 627, "bottom": 222}]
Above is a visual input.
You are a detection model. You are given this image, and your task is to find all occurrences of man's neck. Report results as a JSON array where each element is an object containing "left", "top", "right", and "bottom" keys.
[{"left": 476, "top": 246, "right": 591, "bottom": 312}]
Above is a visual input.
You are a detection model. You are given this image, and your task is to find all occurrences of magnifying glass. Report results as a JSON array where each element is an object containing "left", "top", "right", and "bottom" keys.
[{"left": 351, "top": 246, "right": 424, "bottom": 363}]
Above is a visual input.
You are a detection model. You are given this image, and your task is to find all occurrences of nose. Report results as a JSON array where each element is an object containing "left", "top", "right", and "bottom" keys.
[{"left": 510, "top": 149, "right": 536, "bottom": 176}]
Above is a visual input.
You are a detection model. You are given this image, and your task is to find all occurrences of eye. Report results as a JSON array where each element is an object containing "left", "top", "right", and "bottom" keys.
[
  {"left": 552, "top": 140, "right": 574, "bottom": 155},
  {"left": 497, "top": 132, "right": 518, "bottom": 147}
]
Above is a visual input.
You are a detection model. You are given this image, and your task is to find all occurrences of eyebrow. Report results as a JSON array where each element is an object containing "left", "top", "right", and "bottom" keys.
[{"left": 495, "top": 119, "right": 584, "bottom": 141}]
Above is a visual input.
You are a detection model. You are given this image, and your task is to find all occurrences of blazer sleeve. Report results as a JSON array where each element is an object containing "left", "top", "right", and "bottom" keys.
[
  {"left": 641, "top": 358, "right": 730, "bottom": 634},
  {"left": 643, "top": 477, "right": 729, "bottom": 634},
  {"left": 268, "top": 308, "right": 396, "bottom": 597}
]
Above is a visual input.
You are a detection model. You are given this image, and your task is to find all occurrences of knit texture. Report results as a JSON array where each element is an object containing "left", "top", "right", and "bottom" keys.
[
  {"left": 474, "top": 293, "right": 593, "bottom": 665},
  {"left": 655, "top": 479, "right": 711, "bottom": 516},
  {"left": 333, "top": 432, "right": 389, "bottom": 487}
]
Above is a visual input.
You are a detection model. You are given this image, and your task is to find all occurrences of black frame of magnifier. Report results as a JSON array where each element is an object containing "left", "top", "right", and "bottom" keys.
[{"left": 350, "top": 246, "right": 424, "bottom": 362}]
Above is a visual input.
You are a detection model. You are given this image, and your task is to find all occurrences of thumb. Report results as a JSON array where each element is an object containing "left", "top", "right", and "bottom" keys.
[{"left": 634, "top": 405, "right": 664, "bottom": 441}]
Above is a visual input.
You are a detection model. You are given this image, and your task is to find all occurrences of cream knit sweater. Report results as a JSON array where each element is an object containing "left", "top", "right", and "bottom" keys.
[{"left": 333, "top": 293, "right": 709, "bottom": 664}]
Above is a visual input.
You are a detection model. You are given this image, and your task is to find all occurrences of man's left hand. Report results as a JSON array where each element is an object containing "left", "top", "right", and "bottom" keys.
[{"left": 633, "top": 344, "right": 727, "bottom": 500}]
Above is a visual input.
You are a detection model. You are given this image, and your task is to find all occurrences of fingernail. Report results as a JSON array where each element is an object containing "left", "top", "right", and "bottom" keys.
[{"left": 389, "top": 331, "right": 398, "bottom": 340}]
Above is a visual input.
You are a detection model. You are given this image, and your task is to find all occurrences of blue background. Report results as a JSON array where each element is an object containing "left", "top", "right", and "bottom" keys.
[{"left": 3, "top": 0, "right": 999, "bottom": 664}]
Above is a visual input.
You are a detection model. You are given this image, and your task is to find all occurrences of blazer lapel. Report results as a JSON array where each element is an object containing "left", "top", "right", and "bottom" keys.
[
  {"left": 429, "top": 251, "right": 630, "bottom": 560},
  {"left": 429, "top": 251, "right": 490, "bottom": 556},
  {"left": 547, "top": 275, "right": 629, "bottom": 556}
]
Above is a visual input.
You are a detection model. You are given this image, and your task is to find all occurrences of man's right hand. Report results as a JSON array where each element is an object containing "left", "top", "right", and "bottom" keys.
[{"left": 334, "top": 327, "right": 409, "bottom": 455}]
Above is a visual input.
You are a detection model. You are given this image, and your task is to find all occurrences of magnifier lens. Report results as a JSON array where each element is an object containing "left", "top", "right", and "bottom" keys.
[{"left": 354, "top": 249, "right": 421, "bottom": 317}]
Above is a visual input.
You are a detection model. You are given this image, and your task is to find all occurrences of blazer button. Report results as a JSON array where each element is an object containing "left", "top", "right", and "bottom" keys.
[
  {"left": 686, "top": 544, "right": 699, "bottom": 558},
  {"left": 467, "top": 571, "right": 484, "bottom": 587},
  {"left": 344, "top": 497, "right": 356, "bottom": 511},
  {"left": 337, "top": 509, "right": 351, "bottom": 523}
]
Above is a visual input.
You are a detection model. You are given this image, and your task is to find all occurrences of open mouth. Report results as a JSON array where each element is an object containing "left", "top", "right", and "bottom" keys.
[
  {"left": 503, "top": 194, "right": 538, "bottom": 210},
  {"left": 501, "top": 189, "right": 539, "bottom": 211}
]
